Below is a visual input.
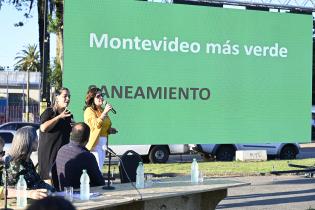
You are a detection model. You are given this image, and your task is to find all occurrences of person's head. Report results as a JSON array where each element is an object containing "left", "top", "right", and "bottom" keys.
[
  {"left": 26, "top": 196, "right": 76, "bottom": 210},
  {"left": 84, "top": 87, "right": 103, "bottom": 110},
  {"left": 8, "top": 126, "right": 38, "bottom": 162},
  {"left": 53, "top": 87, "right": 70, "bottom": 110},
  {"left": 0, "top": 137, "right": 5, "bottom": 157},
  {"left": 70, "top": 122, "right": 90, "bottom": 146}
]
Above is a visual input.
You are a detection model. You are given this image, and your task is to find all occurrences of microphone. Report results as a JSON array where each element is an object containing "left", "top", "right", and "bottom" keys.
[
  {"left": 102, "top": 146, "right": 143, "bottom": 199},
  {"left": 103, "top": 147, "right": 117, "bottom": 156},
  {"left": 110, "top": 107, "right": 117, "bottom": 114},
  {"left": 104, "top": 101, "right": 117, "bottom": 114},
  {"left": 3, "top": 155, "right": 12, "bottom": 169}
]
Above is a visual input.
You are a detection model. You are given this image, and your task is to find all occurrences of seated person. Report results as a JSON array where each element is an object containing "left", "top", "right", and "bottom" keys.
[
  {"left": 26, "top": 196, "right": 76, "bottom": 210},
  {"left": 0, "top": 131, "right": 48, "bottom": 200},
  {"left": 56, "top": 122, "right": 105, "bottom": 190},
  {"left": 2, "top": 126, "right": 54, "bottom": 191}
]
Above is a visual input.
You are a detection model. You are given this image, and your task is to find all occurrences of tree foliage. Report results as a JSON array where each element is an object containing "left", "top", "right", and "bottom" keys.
[
  {"left": 0, "top": 0, "right": 35, "bottom": 26},
  {"left": 1, "top": 0, "right": 64, "bottom": 90},
  {"left": 14, "top": 44, "right": 39, "bottom": 71},
  {"left": 50, "top": 58, "right": 62, "bottom": 90}
]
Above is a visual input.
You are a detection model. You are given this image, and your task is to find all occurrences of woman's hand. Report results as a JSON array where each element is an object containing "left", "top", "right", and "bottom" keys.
[
  {"left": 40, "top": 108, "right": 72, "bottom": 132},
  {"left": 59, "top": 108, "right": 72, "bottom": 119},
  {"left": 101, "top": 103, "right": 112, "bottom": 119},
  {"left": 109, "top": 127, "right": 118, "bottom": 134},
  {"left": 28, "top": 189, "right": 48, "bottom": 200}
]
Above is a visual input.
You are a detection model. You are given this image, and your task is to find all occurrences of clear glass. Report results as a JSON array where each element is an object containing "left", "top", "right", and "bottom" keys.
[
  {"left": 145, "top": 174, "right": 153, "bottom": 188},
  {"left": 198, "top": 171, "right": 204, "bottom": 183},
  {"left": 64, "top": 186, "right": 73, "bottom": 202}
]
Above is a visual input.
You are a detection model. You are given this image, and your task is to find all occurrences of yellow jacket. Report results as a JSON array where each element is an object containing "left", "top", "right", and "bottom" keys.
[{"left": 84, "top": 107, "right": 112, "bottom": 150}]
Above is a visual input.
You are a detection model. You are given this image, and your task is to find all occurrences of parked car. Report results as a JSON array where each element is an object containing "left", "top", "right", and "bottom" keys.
[
  {"left": 0, "top": 130, "right": 15, "bottom": 150},
  {"left": 0, "top": 122, "right": 40, "bottom": 131},
  {"left": 110, "top": 144, "right": 190, "bottom": 163},
  {"left": 192, "top": 143, "right": 300, "bottom": 161}
]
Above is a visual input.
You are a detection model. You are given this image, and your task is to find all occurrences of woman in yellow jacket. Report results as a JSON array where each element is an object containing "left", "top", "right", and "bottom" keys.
[{"left": 83, "top": 87, "right": 117, "bottom": 170}]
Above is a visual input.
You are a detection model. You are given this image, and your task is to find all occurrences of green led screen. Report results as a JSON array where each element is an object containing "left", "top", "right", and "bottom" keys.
[{"left": 64, "top": 0, "right": 313, "bottom": 145}]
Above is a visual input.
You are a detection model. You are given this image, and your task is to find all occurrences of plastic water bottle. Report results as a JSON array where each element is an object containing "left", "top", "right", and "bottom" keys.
[
  {"left": 80, "top": 169, "right": 90, "bottom": 200},
  {"left": 191, "top": 158, "right": 199, "bottom": 184},
  {"left": 136, "top": 162, "right": 144, "bottom": 188},
  {"left": 16, "top": 175, "right": 27, "bottom": 208}
]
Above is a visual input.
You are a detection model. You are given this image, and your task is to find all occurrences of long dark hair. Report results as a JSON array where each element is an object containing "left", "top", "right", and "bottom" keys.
[{"left": 83, "top": 87, "right": 101, "bottom": 111}]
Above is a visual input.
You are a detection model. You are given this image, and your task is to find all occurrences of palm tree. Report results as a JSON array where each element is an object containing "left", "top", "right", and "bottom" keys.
[
  {"left": 14, "top": 44, "right": 39, "bottom": 122},
  {"left": 48, "top": 0, "right": 64, "bottom": 77},
  {"left": 14, "top": 44, "right": 39, "bottom": 71},
  {"left": 51, "top": 0, "right": 64, "bottom": 72}
]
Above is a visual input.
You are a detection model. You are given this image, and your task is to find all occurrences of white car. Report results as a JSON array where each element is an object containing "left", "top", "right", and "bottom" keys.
[{"left": 192, "top": 143, "right": 300, "bottom": 161}]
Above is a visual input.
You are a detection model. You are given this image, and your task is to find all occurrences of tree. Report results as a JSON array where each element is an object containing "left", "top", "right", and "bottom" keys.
[
  {"left": 50, "top": 58, "right": 62, "bottom": 90},
  {"left": 0, "top": 0, "right": 35, "bottom": 26},
  {"left": 0, "top": 0, "right": 52, "bottom": 101},
  {"left": 48, "top": 0, "right": 64, "bottom": 75},
  {"left": 14, "top": 44, "right": 39, "bottom": 71},
  {"left": 48, "top": 0, "right": 64, "bottom": 88},
  {"left": 37, "top": 0, "right": 51, "bottom": 102}
]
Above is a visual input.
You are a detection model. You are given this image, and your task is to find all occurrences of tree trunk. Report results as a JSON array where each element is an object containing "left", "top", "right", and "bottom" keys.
[
  {"left": 56, "top": 0, "right": 64, "bottom": 78},
  {"left": 38, "top": 0, "right": 51, "bottom": 104}
]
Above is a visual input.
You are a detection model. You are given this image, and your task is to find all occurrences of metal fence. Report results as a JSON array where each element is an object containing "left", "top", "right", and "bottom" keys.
[{"left": 0, "top": 105, "right": 40, "bottom": 124}]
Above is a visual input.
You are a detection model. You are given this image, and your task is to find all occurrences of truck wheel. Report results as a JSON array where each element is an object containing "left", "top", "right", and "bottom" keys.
[
  {"left": 149, "top": 146, "right": 169, "bottom": 163},
  {"left": 201, "top": 153, "right": 215, "bottom": 161},
  {"left": 216, "top": 145, "right": 235, "bottom": 161},
  {"left": 280, "top": 145, "right": 297, "bottom": 160}
]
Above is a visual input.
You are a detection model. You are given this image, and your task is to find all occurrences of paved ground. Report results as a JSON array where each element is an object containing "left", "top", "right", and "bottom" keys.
[{"left": 217, "top": 175, "right": 315, "bottom": 210}]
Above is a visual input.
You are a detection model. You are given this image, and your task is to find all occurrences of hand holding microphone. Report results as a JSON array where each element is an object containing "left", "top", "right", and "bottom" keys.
[
  {"left": 105, "top": 100, "right": 117, "bottom": 114},
  {"left": 103, "top": 101, "right": 117, "bottom": 115},
  {"left": 101, "top": 102, "right": 116, "bottom": 119}
]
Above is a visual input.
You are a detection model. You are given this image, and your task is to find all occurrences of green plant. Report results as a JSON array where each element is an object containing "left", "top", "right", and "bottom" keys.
[
  {"left": 14, "top": 44, "right": 39, "bottom": 72},
  {"left": 50, "top": 58, "right": 62, "bottom": 90}
]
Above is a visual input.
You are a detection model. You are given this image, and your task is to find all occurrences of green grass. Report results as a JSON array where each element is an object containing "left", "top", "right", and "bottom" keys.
[{"left": 140, "top": 158, "right": 315, "bottom": 177}]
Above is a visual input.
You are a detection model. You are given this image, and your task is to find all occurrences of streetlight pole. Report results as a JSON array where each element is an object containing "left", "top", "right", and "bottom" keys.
[
  {"left": 5, "top": 70, "right": 9, "bottom": 122},
  {"left": 26, "top": 68, "right": 30, "bottom": 122}
]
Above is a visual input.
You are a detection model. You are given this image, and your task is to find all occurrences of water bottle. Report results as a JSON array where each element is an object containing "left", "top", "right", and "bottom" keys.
[
  {"left": 80, "top": 169, "right": 90, "bottom": 200},
  {"left": 16, "top": 175, "right": 27, "bottom": 208},
  {"left": 191, "top": 158, "right": 199, "bottom": 184},
  {"left": 136, "top": 162, "right": 144, "bottom": 189}
]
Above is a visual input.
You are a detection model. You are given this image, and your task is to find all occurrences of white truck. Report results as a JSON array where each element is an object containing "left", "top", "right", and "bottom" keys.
[
  {"left": 109, "top": 144, "right": 190, "bottom": 163},
  {"left": 192, "top": 143, "right": 300, "bottom": 161}
]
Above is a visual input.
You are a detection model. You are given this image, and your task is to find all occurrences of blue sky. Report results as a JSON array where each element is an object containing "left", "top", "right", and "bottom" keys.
[{"left": 0, "top": 3, "right": 55, "bottom": 70}]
